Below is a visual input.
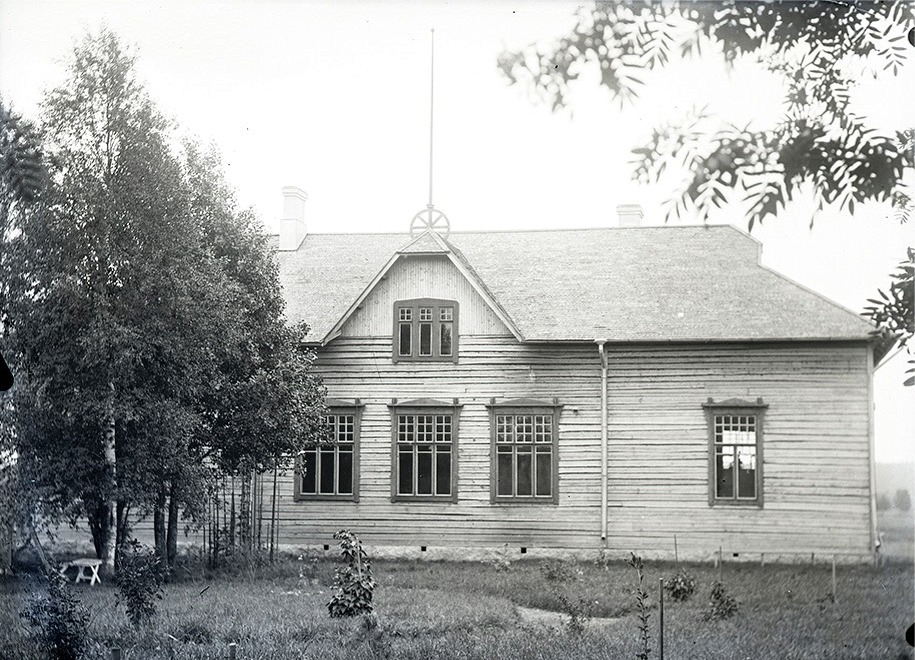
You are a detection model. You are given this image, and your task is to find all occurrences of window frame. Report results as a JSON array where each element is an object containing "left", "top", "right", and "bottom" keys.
[
  {"left": 388, "top": 398, "right": 462, "bottom": 503},
  {"left": 392, "top": 298, "right": 459, "bottom": 363},
  {"left": 702, "top": 397, "right": 767, "bottom": 508},
  {"left": 487, "top": 398, "right": 562, "bottom": 505},
  {"left": 294, "top": 399, "right": 362, "bottom": 502}
]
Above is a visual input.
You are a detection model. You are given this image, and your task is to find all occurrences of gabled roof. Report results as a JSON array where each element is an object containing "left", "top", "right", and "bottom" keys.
[{"left": 275, "top": 225, "right": 874, "bottom": 344}]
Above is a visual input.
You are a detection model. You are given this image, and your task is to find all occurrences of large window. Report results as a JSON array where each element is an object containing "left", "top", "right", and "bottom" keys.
[
  {"left": 393, "top": 299, "right": 458, "bottom": 363},
  {"left": 295, "top": 402, "right": 361, "bottom": 501},
  {"left": 489, "top": 399, "right": 561, "bottom": 504},
  {"left": 389, "top": 400, "right": 460, "bottom": 502},
  {"left": 703, "top": 398, "right": 766, "bottom": 507}
]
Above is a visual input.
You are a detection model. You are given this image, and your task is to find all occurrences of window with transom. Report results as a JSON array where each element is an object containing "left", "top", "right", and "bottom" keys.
[
  {"left": 389, "top": 401, "right": 461, "bottom": 502},
  {"left": 488, "top": 400, "right": 561, "bottom": 504},
  {"left": 393, "top": 299, "right": 458, "bottom": 362},
  {"left": 295, "top": 404, "right": 361, "bottom": 501},
  {"left": 703, "top": 399, "right": 766, "bottom": 507}
]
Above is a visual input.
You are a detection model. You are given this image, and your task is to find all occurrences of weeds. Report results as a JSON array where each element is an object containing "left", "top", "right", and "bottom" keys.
[
  {"left": 488, "top": 544, "right": 513, "bottom": 572},
  {"left": 327, "top": 530, "right": 376, "bottom": 618},
  {"left": 540, "top": 559, "right": 577, "bottom": 583},
  {"left": 558, "top": 593, "right": 593, "bottom": 635},
  {"left": 627, "top": 553, "right": 651, "bottom": 660},
  {"left": 19, "top": 570, "right": 89, "bottom": 660}
]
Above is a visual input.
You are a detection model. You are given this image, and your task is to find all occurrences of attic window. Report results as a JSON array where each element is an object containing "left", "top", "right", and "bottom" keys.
[{"left": 393, "top": 299, "right": 458, "bottom": 363}]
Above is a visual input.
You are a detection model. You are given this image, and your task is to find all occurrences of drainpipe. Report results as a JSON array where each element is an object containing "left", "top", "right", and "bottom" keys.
[{"left": 597, "top": 340, "right": 608, "bottom": 541}]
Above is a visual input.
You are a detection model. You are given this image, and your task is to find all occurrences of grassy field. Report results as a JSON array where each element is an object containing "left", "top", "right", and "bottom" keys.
[{"left": 0, "top": 554, "right": 912, "bottom": 660}]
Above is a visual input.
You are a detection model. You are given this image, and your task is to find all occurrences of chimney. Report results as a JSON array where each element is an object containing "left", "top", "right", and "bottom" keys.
[
  {"left": 616, "top": 203, "right": 643, "bottom": 228},
  {"left": 278, "top": 186, "right": 308, "bottom": 251}
]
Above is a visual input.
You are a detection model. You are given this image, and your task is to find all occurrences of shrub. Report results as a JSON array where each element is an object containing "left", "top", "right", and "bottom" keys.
[
  {"left": 558, "top": 593, "right": 593, "bottom": 635},
  {"left": 594, "top": 546, "right": 611, "bottom": 571},
  {"left": 703, "top": 581, "right": 739, "bottom": 621},
  {"left": 19, "top": 570, "right": 90, "bottom": 660},
  {"left": 116, "top": 539, "right": 165, "bottom": 627},
  {"left": 876, "top": 493, "right": 892, "bottom": 511},
  {"left": 664, "top": 569, "right": 697, "bottom": 602},
  {"left": 893, "top": 488, "right": 912, "bottom": 512},
  {"left": 540, "top": 559, "right": 576, "bottom": 582},
  {"left": 327, "top": 530, "right": 376, "bottom": 618}
]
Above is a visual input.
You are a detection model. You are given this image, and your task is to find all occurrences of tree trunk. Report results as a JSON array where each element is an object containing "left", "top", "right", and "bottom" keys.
[
  {"left": 166, "top": 480, "right": 179, "bottom": 569},
  {"left": 114, "top": 500, "right": 130, "bottom": 572},
  {"left": 87, "top": 497, "right": 109, "bottom": 560},
  {"left": 102, "top": 396, "right": 116, "bottom": 569},
  {"left": 153, "top": 486, "right": 167, "bottom": 566}
]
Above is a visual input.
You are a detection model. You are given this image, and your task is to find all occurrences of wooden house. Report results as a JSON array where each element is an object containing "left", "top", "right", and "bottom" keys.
[{"left": 271, "top": 188, "right": 878, "bottom": 563}]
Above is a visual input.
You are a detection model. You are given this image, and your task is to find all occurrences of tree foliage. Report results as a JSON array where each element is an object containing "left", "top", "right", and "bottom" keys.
[
  {"left": 0, "top": 28, "right": 326, "bottom": 571},
  {"left": 499, "top": 0, "right": 913, "bottom": 227}
]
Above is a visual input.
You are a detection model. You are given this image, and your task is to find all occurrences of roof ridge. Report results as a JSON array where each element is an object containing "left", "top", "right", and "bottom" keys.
[{"left": 301, "top": 224, "right": 734, "bottom": 237}]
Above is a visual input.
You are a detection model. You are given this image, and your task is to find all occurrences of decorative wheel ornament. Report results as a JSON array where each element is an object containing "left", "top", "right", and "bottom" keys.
[{"left": 410, "top": 204, "right": 450, "bottom": 238}]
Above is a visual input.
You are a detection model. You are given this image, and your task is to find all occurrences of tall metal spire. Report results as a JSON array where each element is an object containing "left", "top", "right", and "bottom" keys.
[{"left": 410, "top": 28, "right": 450, "bottom": 238}]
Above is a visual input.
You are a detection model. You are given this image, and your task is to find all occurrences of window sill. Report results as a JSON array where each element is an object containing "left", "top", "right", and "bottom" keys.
[
  {"left": 294, "top": 494, "right": 358, "bottom": 503},
  {"left": 391, "top": 495, "right": 458, "bottom": 504},
  {"left": 491, "top": 497, "right": 558, "bottom": 505},
  {"left": 709, "top": 499, "right": 762, "bottom": 508}
]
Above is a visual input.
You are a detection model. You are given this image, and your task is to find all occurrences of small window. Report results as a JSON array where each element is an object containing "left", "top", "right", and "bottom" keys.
[
  {"left": 389, "top": 400, "right": 461, "bottom": 502},
  {"left": 296, "top": 404, "right": 362, "bottom": 501},
  {"left": 703, "top": 398, "right": 766, "bottom": 507},
  {"left": 488, "top": 399, "right": 561, "bottom": 504},
  {"left": 393, "top": 299, "right": 459, "bottom": 363}
]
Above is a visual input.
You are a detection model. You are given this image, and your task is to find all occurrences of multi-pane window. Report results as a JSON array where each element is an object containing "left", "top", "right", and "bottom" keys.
[
  {"left": 704, "top": 399, "right": 766, "bottom": 506},
  {"left": 395, "top": 413, "right": 454, "bottom": 499},
  {"left": 393, "top": 299, "right": 458, "bottom": 362},
  {"left": 489, "top": 402, "right": 560, "bottom": 504},
  {"left": 297, "top": 411, "right": 358, "bottom": 500}
]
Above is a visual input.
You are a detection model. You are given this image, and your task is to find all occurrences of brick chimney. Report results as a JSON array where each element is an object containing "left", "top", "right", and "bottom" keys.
[
  {"left": 278, "top": 186, "right": 308, "bottom": 251},
  {"left": 616, "top": 204, "right": 643, "bottom": 228}
]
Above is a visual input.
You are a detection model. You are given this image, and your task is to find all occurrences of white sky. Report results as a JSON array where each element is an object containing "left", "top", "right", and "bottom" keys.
[{"left": 1, "top": 0, "right": 913, "bottom": 462}]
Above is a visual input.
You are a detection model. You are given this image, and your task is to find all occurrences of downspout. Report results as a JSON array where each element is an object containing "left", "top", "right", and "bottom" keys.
[
  {"left": 866, "top": 347, "right": 878, "bottom": 565},
  {"left": 597, "top": 341, "right": 608, "bottom": 541}
]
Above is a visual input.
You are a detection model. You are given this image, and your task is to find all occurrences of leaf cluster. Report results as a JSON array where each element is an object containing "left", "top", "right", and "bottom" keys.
[
  {"left": 703, "top": 580, "right": 739, "bottom": 621},
  {"left": 115, "top": 538, "right": 165, "bottom": 627},
  {"left": 327, "top": 529, "right": 376, "bottom": 618},
  {"left": 864, "top": 247, "right": 914, "bottom": 383},
  {"left": 498, "top": 1, "right": 913, "bottom": 227}
]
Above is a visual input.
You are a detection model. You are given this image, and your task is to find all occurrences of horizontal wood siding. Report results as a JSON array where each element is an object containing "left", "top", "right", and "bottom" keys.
[
  {"left": 341, "top": 256, "right": 510, "bottom": 337},
  {"left": 263, "top": 337, "right": 871, "bottom": 559},
  {"left": 603, "top": 342, "right": 872, "bottom": 559}
]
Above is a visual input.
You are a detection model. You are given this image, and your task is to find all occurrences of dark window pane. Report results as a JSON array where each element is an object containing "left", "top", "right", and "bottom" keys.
[
  {"left": 517, "top": 450, "right": 533, "bottom": 496},
  {"left": 319, "top": 450, "right": 335, "bottom": 494},
  {"left": 497, "top": 453, "right": 513, "bottom": 496},
  {"left": 716, "top": 447, "right": 734, "bottom": 498},
  {"left": 436, "top": 451, "right": 451, "bottom": 495},
  {"left": 420, "top": 322, "right": 432, "bottom": 356},
  {"left": 338, "top": 450, "right": 353, "bottom": 495},
  {"left": 737, "top": 447, "right": 756, "bottom": 499},
  {"left": 536, "top": 450, "right": 552, "bottom": 496},
  {"left": 399, "top": 322, "right": 411, "bottom": 356},
  {"left": 398, "top": 450, "right": 413, "bottom": 495},
  {"left": 302, "top": 452, "right": 317, "bottom": 494},
  {"left": 440, "top": 322, "right": 453, "bottom": 356},
  {"left": 417, "top": 451, "right": 433, "bottom": 495}
]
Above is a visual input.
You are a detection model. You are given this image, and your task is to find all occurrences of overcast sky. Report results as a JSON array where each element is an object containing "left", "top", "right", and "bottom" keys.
[{"left": 1, "top": 0, "right": 913, "bottom": 462}]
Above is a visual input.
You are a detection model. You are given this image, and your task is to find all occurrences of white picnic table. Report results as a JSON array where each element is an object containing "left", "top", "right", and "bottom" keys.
[{"left": 59, "top": 558, "right": 102, "bottom": 585}]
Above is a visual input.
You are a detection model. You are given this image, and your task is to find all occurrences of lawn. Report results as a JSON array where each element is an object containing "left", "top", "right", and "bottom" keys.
[{"left": 0, "top": 554, "right": 912, "bottom": 660}]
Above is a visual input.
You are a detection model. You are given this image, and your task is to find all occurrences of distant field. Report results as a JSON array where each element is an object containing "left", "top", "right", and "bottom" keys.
[
  {"left": 879, "top": 509, "right": 915, "bottom": 562},
  {"left": 1, "top": 554, "right": 912, "bottom": 659}
]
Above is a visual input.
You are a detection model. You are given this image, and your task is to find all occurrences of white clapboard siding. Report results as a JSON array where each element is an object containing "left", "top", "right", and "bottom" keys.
[{"left": 262, "top": 333, "right": 872, "bottom": 559}]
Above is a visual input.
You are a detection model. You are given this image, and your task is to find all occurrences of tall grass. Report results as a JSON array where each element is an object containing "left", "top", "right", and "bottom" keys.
[{"left": 0, "top": 556, "right": 911, "bottom": 659}]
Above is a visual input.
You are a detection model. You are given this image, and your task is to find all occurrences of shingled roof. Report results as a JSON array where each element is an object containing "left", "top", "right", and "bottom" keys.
[{"left": 275, "top": 225, "right": 874, "bottom": 344}]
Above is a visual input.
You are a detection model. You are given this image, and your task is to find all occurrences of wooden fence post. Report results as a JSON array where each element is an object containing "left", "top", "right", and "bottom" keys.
[
  {"left": 110, "top": 648, "right": 121, "bottom": 660},
  {"left": 717, "top": 546, "right": 723, "bottom": 583},
  {"left": 831, "top": 555, "right": 837, "bottom": 604},
  {"left": 673, "top": 535, "right": 678, "bottom": 564},
  {"left": 228, "top": 641, "right": 237, "bottom": 659},
  {"left": 659, "top": 578, "right": 665, "bottom": 660}
]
